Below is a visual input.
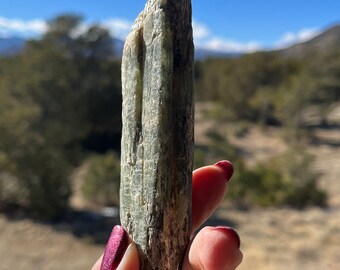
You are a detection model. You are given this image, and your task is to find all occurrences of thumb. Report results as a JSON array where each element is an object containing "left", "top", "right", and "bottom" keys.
[
  {"left": 116, "top": 242, "right": 139, "bottom": 270},
  {"left": 92, "top": 225, "right": 140, "bottom": 270}
]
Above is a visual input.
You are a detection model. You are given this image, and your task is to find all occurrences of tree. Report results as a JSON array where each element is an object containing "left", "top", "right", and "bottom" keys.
[
  {"left": 306, "top": 47, "right": 340, "bottom": 124},
  {"left": 195, "top": 52, "right": 301, "bottom": 123},
  {"left": 0, "top": 14, "right": 122, "bottom": 219},
  {"left": 82, "top": 152, "right": 121, "bottom": 206},
  {"left": 274, "top": 71, "right": 317, "bottom": 139}
]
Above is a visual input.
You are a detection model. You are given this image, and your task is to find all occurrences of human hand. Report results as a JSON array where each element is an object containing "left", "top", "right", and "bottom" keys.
[{"left": 92, "top": 160, "right": 243, "bottom": 270}]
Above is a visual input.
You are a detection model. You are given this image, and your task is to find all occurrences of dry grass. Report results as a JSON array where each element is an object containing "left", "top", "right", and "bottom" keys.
[
  {"left": 215, "top": 207, "right": 340, "bottom": 270},
  {"left": 214, "top": 104, "right": 340, "bottom": 269},
  {"left": 0, "top": 216, "right": 102, "bottom": 270}
]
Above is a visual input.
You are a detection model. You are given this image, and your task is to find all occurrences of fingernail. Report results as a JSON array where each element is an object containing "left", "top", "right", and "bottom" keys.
[
  {"left": 100, "top": 225, "right": 129, "bottom": 270},
  {"left": 214, "top": 160, "right": 234, "bottom": 181},
  {"left": 214, "top": 226, "right": 241, "bottom": 248}
]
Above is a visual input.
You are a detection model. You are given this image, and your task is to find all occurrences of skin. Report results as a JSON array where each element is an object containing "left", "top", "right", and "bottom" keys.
[{"left": 92, "top": 163, "right": 243, "bottom": 270}]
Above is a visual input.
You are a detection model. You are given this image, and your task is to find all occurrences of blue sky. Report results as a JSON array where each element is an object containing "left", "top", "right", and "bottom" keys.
[{"left": 1, "top": 0, "right": 340, "bottom": 52}]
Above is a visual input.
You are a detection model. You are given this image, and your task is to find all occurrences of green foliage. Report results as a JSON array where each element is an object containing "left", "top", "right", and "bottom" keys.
[
  {"left": 249, "top": 86, "right": 276, "bottom": 125},
  {"left": 0, "top": 14, "right": 122, "bottom": 219},
  {"left": 274, "top": 72, "right": 317, "bottom": 127},
  {"left": 194, "top": 130, "right": 238, "bottom": 169},
  {"left": 1, "top": 13, "right": 336, "bottom": 218},
  {"left": 17, "top": 146, "right": 72, "bottom": 219},
  {"left": 0, "top": 173, "right": 26, "bottom": 206},
  {"left": 195, "top": 48, "right": 339, "bottom": 135},
  {"left": 82, "top": 152, "right": 121, "bottom": 206},
  {"left": 273, "top": 147, "right": 327, "bottom": 208},
  {"left": 230, "top": 147, "right": 327, "bottom": 209},
  {"left": 305, "top": 47, "right": 340, "bottom": 124},
  {"left": 195, "top": 52, "right": 302, "bottom": 123},
  {"left": 23, "top": 16, "right": 122, "bottom": 153},
  {"left": 195, "top": 130, "right": 327, "bottom": 209}
]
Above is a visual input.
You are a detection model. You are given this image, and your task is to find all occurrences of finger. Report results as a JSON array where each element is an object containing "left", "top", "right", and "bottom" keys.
[
  {"left": 183, "top": 226, "right": 243, "bottom": 270},
  {"left": 192, "top": 160, "right": 234, "bottom": 233},
  {"left": 116, "top": 243, "right": 139, "bottom": 270},
  {"left": 91, "top": 255, "right": 103, "bottom": 270}
]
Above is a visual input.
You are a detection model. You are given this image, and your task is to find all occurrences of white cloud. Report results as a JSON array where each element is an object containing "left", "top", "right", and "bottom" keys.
[
  {"left": 192, "top": 20, "right": 210, "bottom": 40},
  {"left": 0, "top": 16, "right": 262, "bottom": 53},
  {"left": 102, "top": 18, "right": 133, "bottom": 40},
  {"left": 275, "top": 28, "right": 320, "bottom": 48},
  {"left": 192, "top": 19, "right": 262, "bottom": 53},
  {"left": 0, "top": 29, "right": 8, "bottom": 38},
  {"left": 202, "top": 38, "right": 261, "bottom": 53},
  {"left": 70, "top": 23, "right": 89, "bottom": 38},
  {"left": 0, "top": 16, "right": 321, "bottom": 54},
  {"left": 0, "top": 16, "right": 46, "bottom": 37},
  {"left": 0, "top": 16, "right": 134, "bottom": 40}
]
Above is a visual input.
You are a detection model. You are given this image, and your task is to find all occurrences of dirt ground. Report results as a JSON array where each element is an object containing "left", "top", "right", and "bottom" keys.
[
  {"left": 0, "top": 104, "right": 339, "bottom": 270},
  {"left": 0, "top": 216, "right": 102, "bottom": 270},
  {"left": 205, "top": 103, "right": 340, "bottom": 270}
]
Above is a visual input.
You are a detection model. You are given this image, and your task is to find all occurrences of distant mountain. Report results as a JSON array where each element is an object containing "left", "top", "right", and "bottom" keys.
[
  {"left": 3, "top": 24, "right": 340, "bottom": 60},
  {"left": 281, "top": 24, "right": 340, "bottom": 57},
  {"left": 112, "top": 37, "right": 125, "bottom": 59},
  {"left": 195, "top": 48, "right": 240, "bottom": 60},
  {"left": 112, "top": 38, "right": 240, "bottom": 60},
  {"left": 0, "top": 36, "right": 126, "bottom": 58},
  {"left": 114, "top": 24, "right": 340, "bottom": 60},
  {"left": 0, "top": 37, "right": 26, "bottom": 56},
  {"left": 0, "top": 35, "right": 238, "bottom": 60}
]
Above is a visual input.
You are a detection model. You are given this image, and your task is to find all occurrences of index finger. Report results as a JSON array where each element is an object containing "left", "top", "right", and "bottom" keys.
[{"left": 191, "top": 160, "right": 234, "bottom": 233}]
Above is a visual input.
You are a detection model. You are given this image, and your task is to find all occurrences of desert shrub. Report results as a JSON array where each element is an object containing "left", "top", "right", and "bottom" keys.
[
  {"left": 230, "top": 162, "right": 295, "bottom": 207},
  {"left": 194, "top": 130, "right": 238, "bottom": 169},
  {"left": 273, "top": 147, "right": 327, "bottom": 208},
  {"left": 230, "top": 147, "right": 327, "bottom": 208},
  {"left": 0, "top": 172, "right": 26, "bottom": 207},
  {"left": 0, "top": 141, "right": 72, "bottom": 220},
  {"left": 194, "top": 147, "right": 207, "bottom": 169},
  {"left": 82, "top": 151, "right": 120, "bottom": 206},
  {"left": 194, "top": 130, "right": 327, "bottom": 208},
  {"left": 0, "top": 15, "right": 122, "bottom": 220},
  {"left": 19, "top": 146, "right": 72, "bottom": 219},
  {"left": 231, "top": 121, "right": 250, "bottom": 138}
]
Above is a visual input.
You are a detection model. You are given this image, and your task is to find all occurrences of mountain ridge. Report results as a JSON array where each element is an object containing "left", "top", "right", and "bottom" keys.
[
  {"left": 0, "top": 36, "right": 26, "bottom": 56},
  {"left": 1, "top": 23, "right": 340, "bottom": 59},
  {"left": 280, "top": 23, "right": 340, "bottom": 57}
]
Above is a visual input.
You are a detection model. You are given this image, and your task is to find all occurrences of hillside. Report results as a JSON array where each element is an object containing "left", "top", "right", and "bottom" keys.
[
  {"left": 2, "top": 23, "right": 340, "bottom": 60},
  {"left": 281, "top": 24, "right": 340, "bottom": 57},
  {"left": 0, "top": 37, "right": 25, "bottom": 55}
]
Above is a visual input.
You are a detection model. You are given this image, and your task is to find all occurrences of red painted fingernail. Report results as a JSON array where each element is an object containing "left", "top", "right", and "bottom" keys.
[
  {"left": 214, "top": 160, "right": 234, "bottom": 181},
  {"left": 214, "top": 226, "right": 241, "bottom": 248},
  {"left": 100, "top": 225, "right": 129, "bottom": 270}
]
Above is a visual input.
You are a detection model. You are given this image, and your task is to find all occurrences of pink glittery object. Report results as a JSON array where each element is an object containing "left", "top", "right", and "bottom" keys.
[
  {"left": 214, "top": 160, "right": 234, "bottom": 181},
  {"left": 100, "top": 225, "right": 129, "bottom": 270}
]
